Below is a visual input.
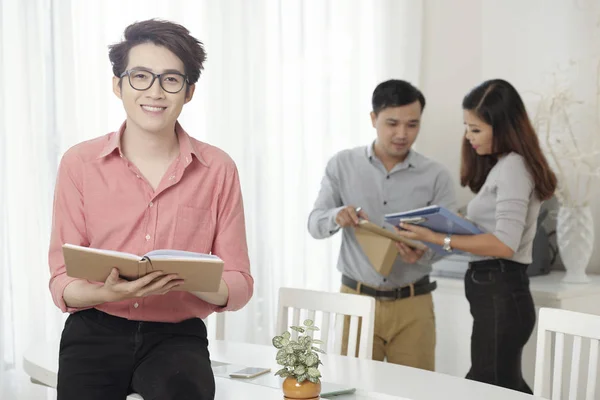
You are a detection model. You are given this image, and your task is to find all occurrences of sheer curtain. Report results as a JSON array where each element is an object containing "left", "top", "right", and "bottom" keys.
[
  {"left": 1, "top": 0, "right": 422, "bottom": 397},
  {"left": 1, "top": 0, "right": 68, "bottom": 398}
]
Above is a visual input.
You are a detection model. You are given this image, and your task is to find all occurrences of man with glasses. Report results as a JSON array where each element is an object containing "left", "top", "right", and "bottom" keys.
[{"left": 48, "top": 19, "right": 253, "bottom": 400}]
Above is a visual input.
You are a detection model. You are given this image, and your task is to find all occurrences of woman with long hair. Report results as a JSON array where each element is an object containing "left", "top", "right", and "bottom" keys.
[{"left": 395, "top": 79, "right": 557, "bottom": 393}]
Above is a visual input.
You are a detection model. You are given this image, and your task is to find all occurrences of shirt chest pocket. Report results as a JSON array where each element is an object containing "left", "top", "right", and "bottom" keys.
[{"left": 172, "top": 206, "right": 215, "bottom": 254}]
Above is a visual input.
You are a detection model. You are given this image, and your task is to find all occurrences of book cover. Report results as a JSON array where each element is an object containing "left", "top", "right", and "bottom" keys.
[
  {"left": 384, "top": 206, "right": 485, "bottom": 255},
  {"left": 62, "top": 244, "right": 224, "bottom": 292}
]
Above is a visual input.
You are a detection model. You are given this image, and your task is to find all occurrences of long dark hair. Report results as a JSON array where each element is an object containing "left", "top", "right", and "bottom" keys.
[{"left": 460, "top": 79, "right": 557, "bottom": 200}]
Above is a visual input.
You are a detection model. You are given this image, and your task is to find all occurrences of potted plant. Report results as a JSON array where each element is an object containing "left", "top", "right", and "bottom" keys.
[{"left": 272, "top": 319, "right": 325, "bottom": 400}]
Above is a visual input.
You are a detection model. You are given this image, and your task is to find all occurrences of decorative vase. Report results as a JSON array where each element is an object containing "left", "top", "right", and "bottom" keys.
[
  {"left": 282, "top": 376, "right": 322, "bottom": 400},
  {"left": 556, "top": 205, "right": 595, "bottom": 283}
]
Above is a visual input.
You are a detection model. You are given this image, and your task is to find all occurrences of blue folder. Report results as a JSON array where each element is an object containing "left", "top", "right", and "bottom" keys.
[{"left": 384, "top": 205, "right": 485, "bottom": 255}]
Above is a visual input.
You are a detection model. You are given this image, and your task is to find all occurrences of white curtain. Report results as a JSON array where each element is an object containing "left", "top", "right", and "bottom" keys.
[
  {"left": 0, "top": 0, "right": 422, "bottom": 397},
  {"left": 1, "top": 0, "right": 67, "bottom": 398}
]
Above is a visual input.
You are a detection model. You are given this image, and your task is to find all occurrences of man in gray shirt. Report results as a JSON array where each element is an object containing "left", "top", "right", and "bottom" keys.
[{"left": 307, "top": 79, "right": 456, "bottom": 370}]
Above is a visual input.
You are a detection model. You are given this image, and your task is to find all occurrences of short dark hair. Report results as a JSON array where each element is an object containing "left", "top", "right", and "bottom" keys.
[
  {"left": 460, "top": 79, "right": 557, "bottom": 200},
  {"left": 371, "top": 79, "right": 426, "bottom": 114},
  {"left": 108, "top": 19, "right": 206, "bottom": 85}
]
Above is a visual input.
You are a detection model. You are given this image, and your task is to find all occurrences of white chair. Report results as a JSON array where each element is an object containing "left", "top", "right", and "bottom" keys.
[
  {"left": 276, "top": 287, "right": 376, "bottom": 359},
  {"left": 533, "top": 307, "right": 600, "bottom": 400}
]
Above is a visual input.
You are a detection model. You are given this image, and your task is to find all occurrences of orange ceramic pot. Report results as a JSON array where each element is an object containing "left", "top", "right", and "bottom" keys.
[{"left": 282, "top": 376, "right": 321, "bottom": 399}]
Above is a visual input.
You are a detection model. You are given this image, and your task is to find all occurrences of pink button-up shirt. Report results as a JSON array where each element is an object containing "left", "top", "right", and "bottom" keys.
[{"left": 48, "top": 122, "right": 253, "bottom": 322}]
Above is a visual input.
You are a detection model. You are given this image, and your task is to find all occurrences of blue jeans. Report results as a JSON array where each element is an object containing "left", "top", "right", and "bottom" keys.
[{"left": 464, "top": 259, "right": 536, "bottom": 394}]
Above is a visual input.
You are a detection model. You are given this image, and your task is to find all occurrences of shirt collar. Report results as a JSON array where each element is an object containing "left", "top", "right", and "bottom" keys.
[
  {"left": 176, "top": 122, "right": 208, "bottom": 167},
  {"left": 96, "top": 121, "right": 208, "bottom": 167},
  {"left": 96, "top": 122, "right": 125, "bottom": 159},
  {"left": 366, "top": 141, "right": 418, "bottom": 169}
]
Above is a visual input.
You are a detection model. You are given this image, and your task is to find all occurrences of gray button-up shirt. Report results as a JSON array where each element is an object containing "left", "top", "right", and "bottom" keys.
[{"left": 308, "top": 143, "right": 457, "bottom": 289}]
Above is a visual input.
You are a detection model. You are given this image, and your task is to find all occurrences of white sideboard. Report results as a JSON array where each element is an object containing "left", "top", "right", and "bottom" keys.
[{"left": 431, "top": 257, "right": 600, "bottom": 398}]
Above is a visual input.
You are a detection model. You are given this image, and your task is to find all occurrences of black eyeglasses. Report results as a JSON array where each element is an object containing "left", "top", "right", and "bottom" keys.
[{"left": 120, "top": 69, "right": 188, "bottom": 94}]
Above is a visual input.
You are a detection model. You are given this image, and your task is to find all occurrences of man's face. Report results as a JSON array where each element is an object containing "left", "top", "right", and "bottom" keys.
[
  {"left": 113, "top": 42, "right": 195, "bottom": 134},
  {"left": 371, "top": 101, "right": 422, "bottom": 161}
]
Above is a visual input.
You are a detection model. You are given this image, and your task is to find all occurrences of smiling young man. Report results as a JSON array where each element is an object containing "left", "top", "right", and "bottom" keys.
[
  {"left": 48, "top": 20, "right": 253, "bottom": 400},
  {"left": 307, "top": 79, "right": 456, "bottom": 370}
]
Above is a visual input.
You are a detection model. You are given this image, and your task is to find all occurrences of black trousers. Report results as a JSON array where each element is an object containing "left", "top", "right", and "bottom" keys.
[
  {"left": 464, "top": 259, "right": 536, "bottom": 394},
  {"left": 57, "top": 308, "right": 215, "bottom": 400}
]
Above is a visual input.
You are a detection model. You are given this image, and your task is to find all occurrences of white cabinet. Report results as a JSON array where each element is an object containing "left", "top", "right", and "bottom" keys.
[{"left": 432, "top": 259, "right": 600, "bottom": 395}]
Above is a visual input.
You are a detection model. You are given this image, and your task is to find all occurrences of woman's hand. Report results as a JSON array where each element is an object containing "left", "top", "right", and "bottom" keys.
[{"left": 395, "top": 223, "right": 438, "bottom": 244}]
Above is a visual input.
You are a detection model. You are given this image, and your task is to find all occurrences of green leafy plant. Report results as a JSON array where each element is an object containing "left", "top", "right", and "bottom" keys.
[{"left": 272, "top": 319, "right": 325, "bottom": 384}]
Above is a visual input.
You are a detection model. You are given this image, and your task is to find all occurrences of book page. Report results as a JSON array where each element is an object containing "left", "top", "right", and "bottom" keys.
[
  {"left": 144, "top": 249, "right": 222, "bottom": 261},
  {"left": 63, "top": 243, "right": 141, "bottom": 260},
  {"left": 385, "top": 204, "right": 440, "bottom": 219}
]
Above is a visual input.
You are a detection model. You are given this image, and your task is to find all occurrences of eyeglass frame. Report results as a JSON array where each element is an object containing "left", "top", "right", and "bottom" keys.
[{"left": 119, "top": 68, "right": 189, "bottom": 94}]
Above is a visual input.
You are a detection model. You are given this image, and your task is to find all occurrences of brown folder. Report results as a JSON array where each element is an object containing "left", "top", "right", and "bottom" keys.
[
  {"left": 62, "top": 244, "right": 224, "bottom": 292},
  {"left": 354, "top": 220, "right": 427, "bottom": 276}
]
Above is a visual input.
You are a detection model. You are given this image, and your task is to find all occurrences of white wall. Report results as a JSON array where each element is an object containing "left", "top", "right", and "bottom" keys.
[{"left": 418, "top": 0, "right": 600, "bottom": 273}]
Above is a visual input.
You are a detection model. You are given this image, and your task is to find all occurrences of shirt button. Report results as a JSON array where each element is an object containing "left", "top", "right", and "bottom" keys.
[
  {"left": 136, "top": 175, "right": 141, "bottom": 179},
  {"left": 386, "top": 175, "right": 390, "bottom": 179},
  {"left": 383, "top": 201, "right": 388, "bottom": 205},
  {"left": 145, "top": 234, "right": 151, "bottom": 241},
  {"left": 149, "top": 201, "right": 154, "bottom": 207},
  {"left": 169, "top": 175, "right": 176, "bottom": 180},
  {"left": 134, "top": 302, "right": 139, "bottom": 308}
]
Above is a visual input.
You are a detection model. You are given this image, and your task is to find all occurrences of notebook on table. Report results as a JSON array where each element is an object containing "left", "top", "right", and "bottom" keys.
[{"left": 62, "top": 243, "right": 224, "bottom": 292}]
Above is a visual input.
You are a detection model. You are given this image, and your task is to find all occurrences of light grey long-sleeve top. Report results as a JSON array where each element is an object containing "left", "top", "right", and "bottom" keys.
[
  {"left": 308, "top": 143, "right": 457, "bottom": 289},
  {"left": 466, "top": 152, "right": 540, "bottom": 264}
]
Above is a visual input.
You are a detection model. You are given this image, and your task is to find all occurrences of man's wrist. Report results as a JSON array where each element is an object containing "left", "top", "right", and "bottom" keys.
[
  {"left": 96, "top": 285, "right": 121, "bottom": 303},
  {"left": 330, "top": 206, "right": 345, "bottom": 231}
]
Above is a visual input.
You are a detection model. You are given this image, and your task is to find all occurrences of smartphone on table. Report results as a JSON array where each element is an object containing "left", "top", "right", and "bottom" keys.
[{"left": 228, "top": 367, "right": 271, "bottom": 379}]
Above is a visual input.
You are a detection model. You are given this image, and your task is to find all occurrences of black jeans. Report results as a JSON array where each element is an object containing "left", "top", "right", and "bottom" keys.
[
  {"left": 57, "top": 308, "right": 215, "bottom": 400},
  {"left": 464, "top": 259, "right": 536, "bottom": 394}
]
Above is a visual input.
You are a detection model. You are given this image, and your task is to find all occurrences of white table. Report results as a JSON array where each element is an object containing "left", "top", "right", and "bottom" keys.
[{"left": 23, "top": 338, "right": 546, "bottom": 399}]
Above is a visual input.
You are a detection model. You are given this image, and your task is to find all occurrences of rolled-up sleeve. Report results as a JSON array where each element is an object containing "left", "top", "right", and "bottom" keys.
[
  {"left": 307, "top": 157, "right": 344, "bottom": 239},
  {"left": 48, "top": 150, "right": 89, "bottom": 313},
  {"left": 494, "top": 156, "right": 534, "bottom": 251},
  {"left": 212, "top": 162, "right": 254, "bottom": 312}
]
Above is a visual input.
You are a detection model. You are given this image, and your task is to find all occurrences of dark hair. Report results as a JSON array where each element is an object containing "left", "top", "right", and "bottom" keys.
[
  {"left": 108, "top": 19, "right": 206, "bottom": 85},
  {"left": 460, "top": 79, "right": 557, "bottom": 200},
  {"left": 371, "top": 79, "right": 426, "bottom": 115}
]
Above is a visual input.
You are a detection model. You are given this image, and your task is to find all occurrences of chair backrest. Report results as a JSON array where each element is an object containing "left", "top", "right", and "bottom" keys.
[
  {"left": 276, "top": 287, "right": 376, "bottom": 359},
  {"left": 204, "top": 312, "right": 225, "bottom": 341},
  {"left": 534, "top": 307, "right": 600, "bottom": 400}
]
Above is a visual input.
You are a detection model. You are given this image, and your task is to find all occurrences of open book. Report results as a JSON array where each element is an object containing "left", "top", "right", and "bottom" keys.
[{"left": 63, "top": 244, "right": 224, "bottom": 292}]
